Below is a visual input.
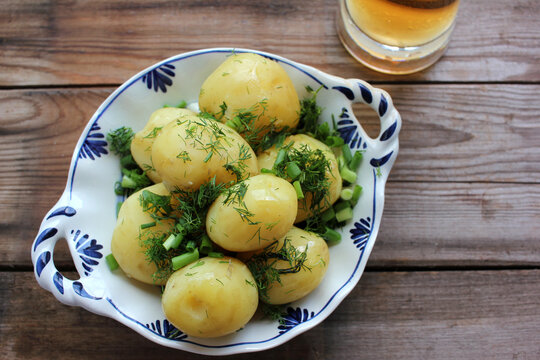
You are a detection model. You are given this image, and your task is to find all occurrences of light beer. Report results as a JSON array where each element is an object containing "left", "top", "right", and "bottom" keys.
[
  {"left": 346, "top": 0, "right": 460, "bottom": 47},
  {"left": 336, "top": 0, "right": 460, "bottom": 74}
]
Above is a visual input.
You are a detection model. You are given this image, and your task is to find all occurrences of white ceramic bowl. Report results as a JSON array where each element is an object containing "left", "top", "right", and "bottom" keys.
[{"left": 31, "top": 48, "right": 401, "bottom": 355}]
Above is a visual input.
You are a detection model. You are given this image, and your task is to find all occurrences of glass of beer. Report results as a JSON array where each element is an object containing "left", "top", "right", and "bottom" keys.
[{"left": 337, "top": 0, "right": 460, "bottom": 74}]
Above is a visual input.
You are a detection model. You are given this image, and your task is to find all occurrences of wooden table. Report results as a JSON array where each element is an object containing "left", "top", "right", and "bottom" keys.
[{"left": 1, "top": 1, "right": 539, "bottom": 358}]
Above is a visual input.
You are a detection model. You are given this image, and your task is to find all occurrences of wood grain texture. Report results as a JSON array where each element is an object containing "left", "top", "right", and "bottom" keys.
[
  {"left": 360, "top": 84, "right": 540, "bottom": 183},
  {"left": 2, "top": 270, "right": 539, "bottom": 359},
  {"left": 1, "top": 85, "right": 539, "bottom": 267},
  {"left": 0, "top": 0, "right": 539, "bottom": 86},
  {"left": 370, "top": 181, "right": 540, "bottom": 267}
]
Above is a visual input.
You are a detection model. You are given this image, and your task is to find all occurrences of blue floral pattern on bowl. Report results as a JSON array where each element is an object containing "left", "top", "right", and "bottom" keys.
[
  {"left": 351, "top": 217, "right": 372, "bottom": 251},
  {"left": 142, "top": 64, "right": 176, "bottom": 93},
  {"left": 71, "top": 229, "right": 103, "bottom": 276},
  {"left": 146, "top": 319, "right": 187, "bottom": 341},
  {"left": 336, "top": 108, "right": 368, "bottom": 150},
  {"left": 278, "top": 307, "right": 315, "bottom": 334},
  {"left": 79, "top": 123, "right": 108, "bottom": 160}
]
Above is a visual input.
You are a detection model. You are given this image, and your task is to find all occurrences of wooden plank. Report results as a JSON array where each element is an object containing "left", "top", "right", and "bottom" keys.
[
  {"left": 2, "top": 270, "right": 539, "bottom": 359},
  {"left": 7, "top": 181, "right": 540, "bottom": 268},
  {"left": 0, "top": 0, "right": 539, "bottom": 86},
  {"left": 1, "top": 85, "right": 539, "bottom": 267},
  {"left": 370, "top": 181, "right": 540, "bottom": 267},
  {"left": 0, "top": 88, "right": 111, "bottom": 268},
  {"left": 361, "top": 84, "right": 540, "bottom": 183}
]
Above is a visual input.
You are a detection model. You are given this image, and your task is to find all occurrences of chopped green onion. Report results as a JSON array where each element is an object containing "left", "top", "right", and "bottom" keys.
[
  {"left": 322, "top": 227, "right": 342, "bottom": 245},
  {"left": 286, "top": 162, "right": 302, "bottom": 180},
  {"left": 341, "top": 144, "right": 352, "bottom": 164},
  {"left": 336, "top": 206, "right": 354, "bottom": 222},
  {"left": 176, "top": 100, "right": 187, "bottom": 108},
  {"left": 274, "top": 149, "right": 288, "bottom": 168},
  {"left": 321, "top": 207, "right": 335, "bottom": 223},
  {"left": 349, "top": 151, "right": 363, "bottom": 171},
  {"left": 260, "top": 168, "right": 276, "bottom": 175},
  {"left": 114, "top": 182, "right": 124, "bottom": 195},
  {"left": 163, "top": 233, "right": 183, "bottom": 251},
  {"left": 340, "top": 165, "right": 357, "bottom": 184},
  {"left": 340, "top": 187, "right": 354, "bottom": 201},
  {"left": 120, "top": 154, "right": 136, "bottom": 167},
  {"left": 293, "top": 180, "right": 304, "bottom": 199},
  {"left": 325, "top": 136, "right": 345, "bottom": 148},
  {"left": 140, "top": 221, "right": 156, "bottom": 230},
  {"left": 334, "top": 200, "right": 351, "bottom": 212},
  {"left": 317, "top": 122, "right": 330, "bottom": 138},
  {"left": 172, "top": 249, "right": 199, "bottom": 270},
  {"left": 225, "top": 118, "right": 242, "bottom": 132},
  {"left": 337, "top": 154, "right": 346, "bottom": 171},
  {"left": 105, "top": 254, "right": 119, "bottom": 271},
  {"left": 199, "top": 234, "right": 213, "bottom": 254},
  {"left": 351, "top": 185, "right": 363, "bottom": 205},
  {"left": 121, "top": 175, "right": 137, "bottom": 189},
  {"left": 185, "top": 240, "right": 197, "bottom": 252},
  {"left": 162, "top": 234, "right": 176, "bottom": 250},
  {"left": 116, "top": 202, "right": 123, "bottom": 216},
  {"left": 208, "top": 251, "right": 224, "bottom": 258}
]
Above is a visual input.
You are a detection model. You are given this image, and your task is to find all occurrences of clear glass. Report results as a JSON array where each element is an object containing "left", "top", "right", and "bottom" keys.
[{"left": 337, "top": 0, "right": 460, "bottom": 74}]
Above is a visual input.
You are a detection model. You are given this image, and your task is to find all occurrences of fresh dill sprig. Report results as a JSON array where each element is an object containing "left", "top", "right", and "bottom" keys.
[
  {"left": 223, "top": 143, "right": 253, "bottom": 182},
  {"left": 141, "top": 232, "right": 177, "bottom": 281},
  {"left": 220, "top": 180, "right": 261, "bottom": 227},
  {"left": 260, "top": 302, "right": 288, "bottom": 324},
  {"left": 203, "top": 100, "right": 289, "bottom": 153},
  {"left": 141, "top": 177, "right": 228, "bottom": 280},
  {"left": 246, "top": 238, "right": 310, "bottom": 301},
  {"left": 295, "top": 85, "right": 323, "bottom": 136},
  {"left": 107, "top": 126, "right": 152, "bottom": 197},
  {"left": 107, "top": 126, "right": 134, "bottom": 157},
  {"left": 272, "top": 143, "right": 332, "bottom": 214},
  {"left": 143, "top": 126, "right": 163, "bottom": 139},
  {"left": 139, "top": 190, "right": 173, "bottom": 222}
]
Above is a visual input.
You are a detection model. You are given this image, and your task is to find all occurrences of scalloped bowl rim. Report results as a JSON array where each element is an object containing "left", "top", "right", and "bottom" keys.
[{"left": 31, "top": 47, "right": 401, "bottom": 355}]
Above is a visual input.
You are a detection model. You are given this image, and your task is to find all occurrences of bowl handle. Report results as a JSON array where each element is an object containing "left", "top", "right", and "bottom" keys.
[
  {"left": 31, "top": 205, "right": 102, "bottom": 307},
  {"left": 340, "top": 79, "right": 401, "bottom": 174}
]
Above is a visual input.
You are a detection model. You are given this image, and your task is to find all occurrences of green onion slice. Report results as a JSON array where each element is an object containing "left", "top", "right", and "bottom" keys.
[{"left": 172, "top": 249, "right": 200, "bottom": 270}]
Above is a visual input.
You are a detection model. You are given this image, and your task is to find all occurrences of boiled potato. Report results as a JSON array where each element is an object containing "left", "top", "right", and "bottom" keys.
[
  {"left": 199, "top": 53, "right": 300, "bottom": 136},
  {"left": 206, "top": 174, "right": 298, "bottom": 252},
  {"left": 162, "top": 257, "right": 258, "bottom": 338},
  {"left": 131, "top": 108, "right": 195, "bottom": 183},
  {"left": 111, "top": 183, "right": 175, "bottom": 285},
  {"left": 151, "top": 114, "right": 258, "bottom": 191},
  {"left": 251, "top": 226, "right": 329, "bottom": 305},
  {"left": 257, "top": 134, "right": 342, "bottom": 222}
]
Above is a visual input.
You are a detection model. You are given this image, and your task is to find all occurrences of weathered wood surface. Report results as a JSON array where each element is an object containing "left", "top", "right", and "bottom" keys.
[
  {"left": 2, "top": 0, "right": 540, "bottom": 357},
  {"left": 1, "top": 0, "right": 539, "bottom": 86},
  {"left": 1, "top": 85, "right": 539, "bottom": 268},
  {"left": 2, "top": 270, "right": 539, "bottom": 359}
]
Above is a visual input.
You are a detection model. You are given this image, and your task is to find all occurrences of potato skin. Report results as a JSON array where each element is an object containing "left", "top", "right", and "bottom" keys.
[
  {"left": 257, "top": 134, "right": 342, "bottom": 222},
  {"left": 162, "top": 257, "right": 259, "bottom": 338},
  {"left": 257, "top": 227, "right": 330, "bottom": 305},
  {"left": 151, "top": 114, "right": 258, "bottom": 191},
  {"left": 131, "top": 108, "right": 195, "bottom": 183},
  {"left": 111, "top": 183, "right": 175, "bottom": 285},
  {"left": 199, "top": 53, "right": 300, "bottom": 134},
  {"left": 206, "top": 174, "right": 298, "bottom": 252}
]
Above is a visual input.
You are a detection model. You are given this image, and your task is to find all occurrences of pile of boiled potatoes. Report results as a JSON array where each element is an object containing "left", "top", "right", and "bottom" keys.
[{"left": 110, "top": 53, "right": 344, "bottom": 338}]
